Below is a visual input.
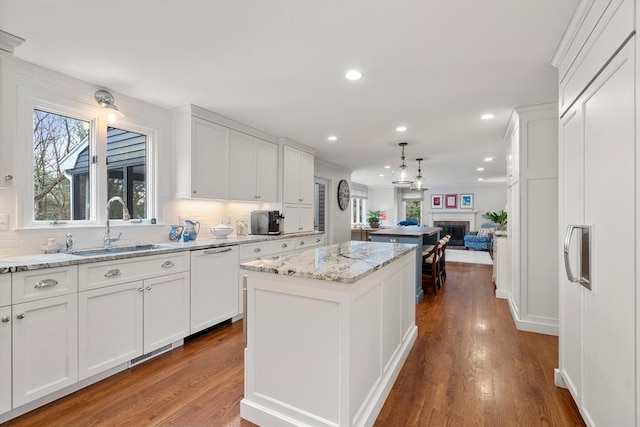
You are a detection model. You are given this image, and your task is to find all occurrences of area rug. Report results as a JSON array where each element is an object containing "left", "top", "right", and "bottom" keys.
[{"left": 446, "top": 249, "right": 493, "bottom": 265}]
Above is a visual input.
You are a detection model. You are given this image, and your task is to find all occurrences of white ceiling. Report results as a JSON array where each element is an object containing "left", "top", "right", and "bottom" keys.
[{"left": 0, "top": 0, "right": 577, "bottom": 188}]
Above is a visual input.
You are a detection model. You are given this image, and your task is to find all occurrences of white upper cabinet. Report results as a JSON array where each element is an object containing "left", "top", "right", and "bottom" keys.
[
  {"left": 283, "top": 145, "right": 314, "bottom": 205},
  {"left": 0, "top": 32, "right": 23, "bottom": 191},
  {"left": 173, "top": 110, "right": 230, "bottom": 200},
  {"left": 229, "top": 131, "right": 278, "bottom": 202}
]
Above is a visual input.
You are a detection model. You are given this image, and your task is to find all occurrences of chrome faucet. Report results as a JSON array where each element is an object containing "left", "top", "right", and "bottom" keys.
[{"left": 104, "top": 196, "right": 131, "bottom": 248}]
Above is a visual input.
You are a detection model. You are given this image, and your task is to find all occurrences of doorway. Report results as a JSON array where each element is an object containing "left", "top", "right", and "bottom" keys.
[{"left": 314, "top": 180, "right": 327, "bottom": 233}]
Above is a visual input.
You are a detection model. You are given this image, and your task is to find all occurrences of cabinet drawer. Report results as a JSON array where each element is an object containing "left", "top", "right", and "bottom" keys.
[
  {"left": 12, "top": 265, "right": 78, "bottom": 304},
  {"left": 239, "top": 242, "right": 274, "bottom": 260},
  {"left": 272, "top": 239, "right": 294, "bottom": 254},
  {"left": 0, "top": 274, "right": 10, "bottom": 307},
  {"left": 79, "top": 252, "right": 190, "bottom": 291},
  {"left": 293, "top": 235, "right": 325, "bottom": 250}
]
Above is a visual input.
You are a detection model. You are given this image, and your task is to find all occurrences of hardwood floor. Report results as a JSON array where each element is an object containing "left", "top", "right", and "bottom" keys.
[{"left": 4, "top": 263, "right": 584, "bottom": 426}]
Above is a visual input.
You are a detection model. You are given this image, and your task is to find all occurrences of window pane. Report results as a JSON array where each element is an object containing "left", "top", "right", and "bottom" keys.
[
  {"left": 33, "top": 110, "right": 90, "bottom": 221},
  {"left": 107, "top": 127, "right": 147, "bottom": 219},
  {"left": 406, "top": 200, "right": 421, "bottom": 222}
]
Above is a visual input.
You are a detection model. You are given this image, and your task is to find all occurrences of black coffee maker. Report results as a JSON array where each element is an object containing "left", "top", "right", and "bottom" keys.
[{"left": 250, "top": 210, "right": 284, "bottom": 235}]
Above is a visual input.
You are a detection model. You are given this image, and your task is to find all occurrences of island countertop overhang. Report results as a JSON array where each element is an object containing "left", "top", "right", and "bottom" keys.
[{"left": 239, "top": 240, "right": 416, "bottom": 284}]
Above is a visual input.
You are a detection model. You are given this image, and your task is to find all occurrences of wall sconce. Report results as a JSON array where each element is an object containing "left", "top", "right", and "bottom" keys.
[{"left": 94, "top": 89, "right": 124, "bottom": 122}]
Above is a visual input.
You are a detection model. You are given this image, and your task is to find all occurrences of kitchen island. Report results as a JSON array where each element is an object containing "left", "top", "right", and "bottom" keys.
[
  {"left": 369, "top": 226, "right": 442, "bottom": 303},
  {"left": 240, "top": 241, "right": 417, "bottom": 427}
]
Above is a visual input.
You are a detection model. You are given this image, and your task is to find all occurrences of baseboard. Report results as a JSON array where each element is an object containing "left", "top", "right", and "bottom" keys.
[
  {"left": 507, "top": 295, "right": 558, "bottom": 336},
  {"left": 554, "top": 369, "right": 568, "bottom": 388},
  {"left": 495, "top": 289, "right": 508, "bottom": 299}
]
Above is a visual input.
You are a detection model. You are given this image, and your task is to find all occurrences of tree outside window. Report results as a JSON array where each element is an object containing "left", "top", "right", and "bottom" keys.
[{"left": 405, "top": 200, "right": 421, "bottom": 222}]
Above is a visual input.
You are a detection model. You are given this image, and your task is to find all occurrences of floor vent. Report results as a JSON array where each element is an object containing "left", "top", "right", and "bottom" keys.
[{"left": 130, "top": 344, "right": 172, "bottom": 366}]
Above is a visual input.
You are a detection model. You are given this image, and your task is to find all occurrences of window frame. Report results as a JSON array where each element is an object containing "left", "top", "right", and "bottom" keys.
[
  {"left": 17, "top": 88, "right": 156, "bottom": 229},
  {"left": 350, "top": 197, "right": 367, "bottom": 226}
]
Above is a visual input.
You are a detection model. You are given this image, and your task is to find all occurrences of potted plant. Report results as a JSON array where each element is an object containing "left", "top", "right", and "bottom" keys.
[
  {"left": 367, "top": 210, "right": 382, "bottom": 228},
  {"left": 482, "top": 210, "right": 508, "bottom": 229}
]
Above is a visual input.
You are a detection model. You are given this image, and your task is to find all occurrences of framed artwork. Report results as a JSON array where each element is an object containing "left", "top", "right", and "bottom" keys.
[
  {"left": 460, "top": 193, "right": 474, "bottom": 209},
  {"left": 445, "top": 194, "right": 457, "bottom": 209},
  {"left": 431, "top": 194, "right": 443, "bottom": 209}
]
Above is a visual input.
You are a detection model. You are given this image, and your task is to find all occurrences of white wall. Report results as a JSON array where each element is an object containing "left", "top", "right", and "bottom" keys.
[
  {"left": 314, "top": 159, "right": 351, "bottom": 244},
  {"left": 366, "top": 183, "right": 507, "bottom": 228}
]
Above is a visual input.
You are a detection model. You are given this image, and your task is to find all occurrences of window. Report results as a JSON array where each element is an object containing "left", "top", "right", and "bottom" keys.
[
  {"left": 351, "top": 197, "right": 367, "bottom": 225},
  {"left": 405, "top": 200, "right": 421, "bottom": 222},
  {"left": 33, "top": 110, "right": 91, "bottom": 221},
  {"left": 31, "top": 108, "right": 149, "bottom": 224}
]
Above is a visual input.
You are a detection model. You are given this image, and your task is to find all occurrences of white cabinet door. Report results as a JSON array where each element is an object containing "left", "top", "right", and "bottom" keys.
[
  {"left": 299, "top": 150, "right": 314, "bottom": 205},
  {"left": 78, "top": 281, "right": 144, "bottom": 380},
  {"left": 283, "top": 145, "right": 314, "bottom": 205},
  {"left": 283, "top": 204, "right": 315, "bottom": 233},
  {"left": 283, "top": 145, "right": 301, "bottom": 204},
  {"left": 559, "top": 41, "right": 635, "bottom": 426},
  {"left": 143, "top": 272, "right": 190, "bottom": 353},
  {"left": 12, "top": 293, "right": 78, "bottom": 407},
  {"left": 0, "top": 306, "right": 10, "bottom": 415},
  {"left": 299, "top": 205, "right": 314, "bottom": 232},
  {"left": 229, "top": 130, "right": 257, "bottom": 201},
  {"left": 190, "top": 247, "right": 239, "bottom": 334},
  {"left": 255, "top": 139, "right": 278, "bottom": 202},
  {"left": 190, "top": 117, "right": 229, "bottom": 199}
]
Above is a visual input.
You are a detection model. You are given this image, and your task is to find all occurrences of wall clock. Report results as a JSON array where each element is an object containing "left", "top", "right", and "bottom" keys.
[{"left": 337, "top": 179, "right": 350, "bottom": 210}]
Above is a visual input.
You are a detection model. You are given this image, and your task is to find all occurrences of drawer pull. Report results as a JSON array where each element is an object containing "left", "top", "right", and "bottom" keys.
[
  {"left": 253, "top": 247, "right": 262, "bottom": 253},
  {"left": 299, "top": 241, "right": 305, "bottom": 245},
  {"left": 162, "top": 261, "right": 174, "bottom": 268},
  {"left": 16, "top": 313, "right": 25, "bottom": 320},
  {"left": 34, "top": 279, "right": 59, "bottom": 288},
  {"left": 281, "top": 243, "right": 288, "bottom": 248},
  {"left": 203, "top": 248, "right": 233, "bottom": 255},
  {"left": 316, "top": 238, "right": 321, "bottom": 243},
  {"left": 1, "top": 316, "right": 9, "bottom": 323},
  {"left": 104, "top": 269, "right": 121, "bottom": 278}
]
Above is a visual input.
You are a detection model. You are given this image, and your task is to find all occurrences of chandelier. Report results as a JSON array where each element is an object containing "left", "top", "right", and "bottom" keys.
[{"left": 391, "top": 142, "right": 414, "bottom": 185}]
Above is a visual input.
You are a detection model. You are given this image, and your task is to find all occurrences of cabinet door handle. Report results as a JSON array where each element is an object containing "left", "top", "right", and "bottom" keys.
[
  {"left": 16, "top": 313, "right": 25, "bottom": 320},
  {"left": 316, "top": 238, "right": 321, "bottom": 243},
  {"left": 253, "top": 247, "right": 261, "bottom": 253},
  {"left": 146, "top": 286, "right": 152, "bottom": 291},
  {"left": 161, "top": 261, "right": 174, "bottom": 268},
  {"left": 137, "top": 287, "right": 144, "bottom": 292},
  {"left": 1, "top": 316, "right": 9, "bottom": 323},
  {"left": 104, "top": 269, "right": 121, "bottom": 278},
  {"left": 203, "top": 248, "right": 233, "bottom": 255},
  {"left": 34, "top": 279, "right": 59, "bottom": 288}
]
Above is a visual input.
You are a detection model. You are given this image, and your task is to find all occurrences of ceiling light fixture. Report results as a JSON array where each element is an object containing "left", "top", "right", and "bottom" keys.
[
  {"left": 478, "top": 178, "right": 484, "bottom": 181},
  {"left": 411, "top": 158, "right": 427, "bottom": 190},
  {"left": 477, "top": 167, "right": 484, "bottom": 171},
  {"left": 391, "top": 142, "right": 414, "bottom": 185},
  {"left": 384, "top": 165, "right": 391, "bottom": 169},
  {"left": 396, "top": 126, "right": 407, "bottom": 132},
  {"left": 345, "top": 69, "right": 362, "bottom": 80},
  {"left": 481, "top": 113, "right": 495, "bottom": 120},
  {"left": 327, "top": 135, "right": 338, "bottom": 141},
  {"left": 484, "top": 157, "right": 494, "bottom": 162}
]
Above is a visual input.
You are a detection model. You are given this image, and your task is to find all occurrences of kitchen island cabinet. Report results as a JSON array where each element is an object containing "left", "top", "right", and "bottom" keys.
[
  {"left": 0, "top": 274, "right": 10, "bottom": 416},
  {"left": 370, "top": 226, "right": 441, "bottom": 303},
  {"left": 240, "top": 241, "right": 417, "bottom": 427}
]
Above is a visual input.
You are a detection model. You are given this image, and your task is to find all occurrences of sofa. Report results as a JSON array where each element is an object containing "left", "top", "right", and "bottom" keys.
[{"left": 463, "top": 222, "right": 499, "bottom": 251}]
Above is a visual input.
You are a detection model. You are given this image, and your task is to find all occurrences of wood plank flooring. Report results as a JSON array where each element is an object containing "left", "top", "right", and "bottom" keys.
[{"left": 4, "top": 263, "right": 585, "bottom": 426}]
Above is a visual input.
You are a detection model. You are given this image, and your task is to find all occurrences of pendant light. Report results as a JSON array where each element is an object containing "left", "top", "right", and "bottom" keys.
[
  {"left": 411, "top": 158, "right": 427, "bottom": 190},
  {"left": 391, "top": 142, "right": 414, "bottom": 185}
]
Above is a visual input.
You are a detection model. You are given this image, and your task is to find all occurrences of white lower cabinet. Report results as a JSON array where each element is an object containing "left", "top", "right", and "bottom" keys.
[
  {"left": 78, "top": 271, "right": 190, "bottom": 380},
  {"left": 190, "top": 247, "right": 239, "bottom": 334},
  {"left": 143, "top": 272, "right": 190, "bottom": 353},
  {"left": 78, "top": 281, "right": 144, "bottom": 380},
  {"left": 12, "top": 293, "right": 78, "bottom": 408},
  {"left": 0, "top": 305, "right": 11, "bottom": 415}
]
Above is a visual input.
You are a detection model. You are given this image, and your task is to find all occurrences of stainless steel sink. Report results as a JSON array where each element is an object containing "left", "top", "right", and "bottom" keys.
[{"left": 72, "top": 244, "right": 170, "bottom": 257}]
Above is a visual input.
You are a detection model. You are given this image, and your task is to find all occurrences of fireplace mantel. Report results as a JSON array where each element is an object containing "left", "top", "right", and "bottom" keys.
[{"left": 427, "top": 210, "right": 478, "bottom": 230}]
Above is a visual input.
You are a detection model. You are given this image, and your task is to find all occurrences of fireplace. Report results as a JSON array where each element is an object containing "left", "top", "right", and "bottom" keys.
[{"left": 434, "top": 221, "right": 470, "bottom": 247}]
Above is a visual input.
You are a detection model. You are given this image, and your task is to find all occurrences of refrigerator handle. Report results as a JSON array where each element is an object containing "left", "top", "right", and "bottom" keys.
[
  {"left": 563, "top": 224, "right": 592, "bottom": 290},
  {"left": 563, "top": 225, "right": 578, "bottom": 283}
]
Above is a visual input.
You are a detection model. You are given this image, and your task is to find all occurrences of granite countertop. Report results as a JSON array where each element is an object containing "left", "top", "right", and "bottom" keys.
[
  {"left": 369, "top": 226, "right": 442, "bottom": 237},
  {"left": 240, "top": 240, "right": 416, "bottom": 284},
  {"left": 0, "top": 231, "right": 324, "bottom": 274}
]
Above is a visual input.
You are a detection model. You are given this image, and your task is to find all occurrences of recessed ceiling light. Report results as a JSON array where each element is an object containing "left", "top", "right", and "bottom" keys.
[
  {"left": 345, "top": 70, "right": 362, "bottom": 80},
  {"left": 396, "top": 126, "right": 407, "bottom": 132},
  {"left": 481, "top": 113, "right": 495, "bottom": 120},
  {"left": 477, "top": 178, "right": 484, "bottom": 181},
  {"left": 477, "top": 167, "right": 484, "bottom": 171},
  {"left": 327, "top": 135, "right": 338, "bottom": 141},
  {"left": 484, "top": 157, "right": 494, "bottom": 162},
  {"left": 384, "top": 165, "right": 391, "bottom": 169},
  {"left": 379, "top": 174, "right": 384, "bottom": 177}
]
